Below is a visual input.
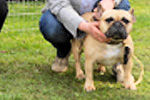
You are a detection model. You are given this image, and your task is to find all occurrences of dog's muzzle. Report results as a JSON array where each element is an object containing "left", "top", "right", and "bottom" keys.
[
  {"left": 105, "top": 21, "right": 128, "bottom": 44},
  {"left": 105, "top": 21, "right": 127, "bottom": 40}
]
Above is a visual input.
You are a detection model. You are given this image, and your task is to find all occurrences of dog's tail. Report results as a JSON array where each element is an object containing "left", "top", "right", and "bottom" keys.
[{"left": 133, "top": 55, "right": 144, "bottom": 85}]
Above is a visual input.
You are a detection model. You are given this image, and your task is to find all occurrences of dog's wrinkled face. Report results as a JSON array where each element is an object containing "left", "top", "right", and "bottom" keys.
[{"left": 99, "top": 10, "right": 134, "bottom": 42}]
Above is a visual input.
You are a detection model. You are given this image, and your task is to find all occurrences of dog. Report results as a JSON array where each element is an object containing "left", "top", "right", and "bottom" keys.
[{"left": 72, "top": 4, "right": 143, "bottom": 92}]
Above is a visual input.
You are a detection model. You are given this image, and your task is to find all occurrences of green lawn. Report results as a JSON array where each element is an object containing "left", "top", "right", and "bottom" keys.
[{"left": 0, "top": 0, "right": 150, "bottom": 100}]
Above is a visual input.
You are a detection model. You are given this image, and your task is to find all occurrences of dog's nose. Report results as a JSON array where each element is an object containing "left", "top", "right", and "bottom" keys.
[
  {"left": 113, "top": 21, "right": 124, "bottom": 27},
  {"left": 113, "top": 21, "right": 127, "bottom": 39}
]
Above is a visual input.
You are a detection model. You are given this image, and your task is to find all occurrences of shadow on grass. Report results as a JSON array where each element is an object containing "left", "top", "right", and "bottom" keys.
[{"left": 36, "top": 63, "right": 117, "bottom": 86}]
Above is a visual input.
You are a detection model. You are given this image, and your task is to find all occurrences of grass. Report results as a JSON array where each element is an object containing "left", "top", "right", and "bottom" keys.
[{"left": 0, "top": 0, "right": 150, "bottom": 100}]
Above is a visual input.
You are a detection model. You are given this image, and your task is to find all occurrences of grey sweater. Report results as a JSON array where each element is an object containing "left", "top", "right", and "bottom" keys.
[{"left": 42, "top": 0, "right": 122, "bottom": 38}]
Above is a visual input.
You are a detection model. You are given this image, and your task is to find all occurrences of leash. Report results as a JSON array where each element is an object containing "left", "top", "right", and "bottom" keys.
[
  {"left": 133, "top": 55, "right": 144, "bottom": 85},
  {"left": 122, "top": 41, "right": 144, "bottom": 86}
]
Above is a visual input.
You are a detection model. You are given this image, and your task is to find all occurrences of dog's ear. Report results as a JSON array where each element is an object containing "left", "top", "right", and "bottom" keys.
[
  {"left": 129, "top": 8, "right": 136, "bottom": 23},
  {"left": 93, "top": 3, "right": 105, "bottom": 21}
]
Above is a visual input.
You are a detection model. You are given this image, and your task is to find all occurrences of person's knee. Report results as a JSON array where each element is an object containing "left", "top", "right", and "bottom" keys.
[
  {"left": 40, "top": 20, "right": 66, "bottom": 43},
  {"left": 117, "top": 0, "right": 131, "bottom": 11},
  {"left": 39, "top": 11, "right": 58, "bottom": 41},
  {"left": 39, "top": 11, "right": 72, "bottom": 44}
]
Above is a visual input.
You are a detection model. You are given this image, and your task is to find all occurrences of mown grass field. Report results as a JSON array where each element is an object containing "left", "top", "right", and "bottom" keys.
[{"left": 0, "top": 0, "right": 150, "bottom": 100}]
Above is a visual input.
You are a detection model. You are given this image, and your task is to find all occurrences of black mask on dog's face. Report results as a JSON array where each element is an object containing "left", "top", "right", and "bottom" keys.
[{"left": 105, "top": 21, "right": 127, "bottom": 40}]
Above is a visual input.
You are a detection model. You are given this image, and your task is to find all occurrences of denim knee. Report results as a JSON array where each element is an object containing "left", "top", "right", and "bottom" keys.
[
  {"left": 116, "top": 0, "right": 131, "bottom": 11},
  {"left": 39, "top": 10, "right": 73, "bottom": 44}
]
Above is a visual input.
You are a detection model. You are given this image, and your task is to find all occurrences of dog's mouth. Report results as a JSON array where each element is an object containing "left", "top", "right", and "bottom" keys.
[
  {"left": 105, "top": 32, "right": 128, "bottom": 45},
  {"left": 106, "top": 38, "right": 124, "bottom": 45},
  {"left": 105, "top": 30, "right": 128, "bottom": 45},
  {"left": 105, "top": 31, "right": 128, "bottom": 45}
]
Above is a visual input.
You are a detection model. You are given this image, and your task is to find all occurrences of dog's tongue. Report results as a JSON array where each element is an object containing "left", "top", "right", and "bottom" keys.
[{"left": 100, "top": 0, "right": 115, "bottom": 10}]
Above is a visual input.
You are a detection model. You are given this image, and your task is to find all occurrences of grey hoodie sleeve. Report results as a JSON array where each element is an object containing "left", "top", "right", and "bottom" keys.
[{"left": 45, "top": 0, "right": 85, "bottom": 38}]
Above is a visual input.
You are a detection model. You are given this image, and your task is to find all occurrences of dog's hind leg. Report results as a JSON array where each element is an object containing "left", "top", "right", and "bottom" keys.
[
  {"left": 112, "top": 63, "right": 124, "bottom": 83},
  {"left": 97, "top": 65, "right": 106, "bottom": 74},
  {"left": 72, "top": 39, "right": 85, "bottom": 80}
]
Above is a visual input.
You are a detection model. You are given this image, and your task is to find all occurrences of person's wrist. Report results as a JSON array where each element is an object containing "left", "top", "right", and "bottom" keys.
[{"left": 78, "top": 21, "right": 88, "bottom": 32}]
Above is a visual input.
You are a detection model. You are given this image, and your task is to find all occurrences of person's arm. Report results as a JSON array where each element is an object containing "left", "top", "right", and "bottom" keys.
[
  {"left": 46, "top": 0, "right": 85, "bottom": 38},
  {"left": 46, "top": 0, "right": 107, "bottom": 42}
]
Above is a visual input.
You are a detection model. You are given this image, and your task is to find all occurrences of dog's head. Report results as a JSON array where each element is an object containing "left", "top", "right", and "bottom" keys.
[{"left": 94, "top": 4, "right": 136, "bottom": 44}]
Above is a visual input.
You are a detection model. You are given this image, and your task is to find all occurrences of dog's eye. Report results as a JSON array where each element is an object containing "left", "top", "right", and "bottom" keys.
[
  {"left": 105, "top": 17, "right": 114, "bottom": 23},
  {"left": 122, "top": 17, "right": 130, "bottom": 24}
]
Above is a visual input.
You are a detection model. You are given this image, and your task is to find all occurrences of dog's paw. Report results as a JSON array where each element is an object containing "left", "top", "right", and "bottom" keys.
[
  {"left": 123, "top": 75, "right": 137, "bottom": 90},
  {"left": 84, "top": 82, "right": 96, "bottom": 92},
  {"left": 76, "top": 73, "right": 85, "bottom": 80},
  {"left": 124, "top": 82, "right": 137, "bottom": 90},
  {"left": 76, "top": 70, "right": 85, "bottom": 80}
]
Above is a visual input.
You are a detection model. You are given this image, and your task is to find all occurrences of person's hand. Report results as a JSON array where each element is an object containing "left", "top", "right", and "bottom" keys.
[
  {"left": 78, "top": 21, "right": 108, "bottom": 42},
  {"left": 100, "top": 0, "right": 115, "bottom": 10}
]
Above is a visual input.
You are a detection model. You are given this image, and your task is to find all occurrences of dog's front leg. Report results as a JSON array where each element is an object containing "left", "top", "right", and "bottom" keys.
[
  {"left": 84, "top": 58, "right": 95, "bottom": 92},
  {"left": 72, "top": 39, "right": 85, "bottom": 80},
  {"left": 123, "top": 47, "right": 136, "bottom": 90}
]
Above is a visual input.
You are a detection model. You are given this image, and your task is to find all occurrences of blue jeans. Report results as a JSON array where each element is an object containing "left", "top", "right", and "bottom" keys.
[
  {"left": 39, "top": 10, "right": 73, "bottom": 58},
  {"left": 39, "top": 0, "right": 130, "bottom": 58},
  {"left": 115, "top": 0, "right": 130, "bottom": 10}
]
